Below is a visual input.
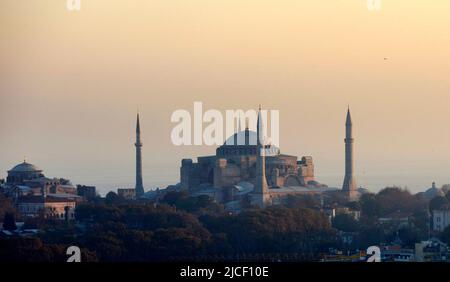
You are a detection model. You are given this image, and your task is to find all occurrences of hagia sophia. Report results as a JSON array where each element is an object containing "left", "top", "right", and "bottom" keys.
[
  {"left": 181, "top": 129, "right": 317, "bottom": 190},
  {"left": 113, "top": 108, "right": 361, "bottom": 206},
  {"left": 179, "top": 107, "right": 360, "bottom": 209}
]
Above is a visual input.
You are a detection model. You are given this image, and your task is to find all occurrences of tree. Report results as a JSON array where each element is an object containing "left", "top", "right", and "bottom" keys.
[
  {"left": 160, "top": 191, "right": 223, "bottom": 214},
  {"left": 398, "top": 227, "right": 420, "bottom": 247},
  {"left": 324, "top": 191, "right": 348, "bottom": 206},
  {"left": 376, "top": 187, "right": 425, "bottom": 216},
  {"left": 429, "top": 196, "right": 449, "bottom": 212},
  {"left": 3, "top": 199, "right": 343, "bottom": 261},
  {"left": 359, "top": 193, "right": 380, "bottom": 218},
  {"left": 0, "top": 237, "right": 97, "bottom": 262},
  {"left": 332, "top": 214, "right": 359, "bottom": 232},
  {"left": 360, "top": 187, "right": 427, "bottom": 219},
  {"left": 3, "top": 213, "right": 17, "bottom": 231},
  {"left": 411, "top": 209, "right": 430, "bottom": 240},
  {"left": 285, "top": 194, "right": 320, "bottom": 209},
  {"left": 162, "top": 191, "right": 189, "bottom": 206},
  {"left": 358, "top": 226, "right": 385, "bottom": 248},
  {"left": 201, "top": 206, "right": 337, "bottom": 256},
  {"left": 346, "top": 201, "right": 361, "bottom": 211},
  {"left": 105, "top": 191, "right": 121, "bottom": 205},
  {"left": 0, "top": 194, "right": 16, "bottom": 221}
]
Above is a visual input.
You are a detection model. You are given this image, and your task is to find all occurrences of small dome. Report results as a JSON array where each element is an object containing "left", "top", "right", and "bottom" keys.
[
  {"left": 424, "top": 182, "right": 445, "bottom": 199},
  {"left": 9, "top": 162, "right": 42, "bottom": 173}
]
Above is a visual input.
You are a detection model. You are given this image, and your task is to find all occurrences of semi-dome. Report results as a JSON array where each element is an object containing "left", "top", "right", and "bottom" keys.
[{"left": 9, "top": 161, "right": 42, "bottom": 173}]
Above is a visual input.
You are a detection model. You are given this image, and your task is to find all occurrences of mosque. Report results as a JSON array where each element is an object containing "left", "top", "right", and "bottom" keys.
[
  {"left": 118, "top": 107, "right": 361, "bottom": 206},
  {"left": 181, "top": 129, "right": 317, "bottom": 190},
  {"left": 179, "top": 106, "right": 356, "bottom": 208}
]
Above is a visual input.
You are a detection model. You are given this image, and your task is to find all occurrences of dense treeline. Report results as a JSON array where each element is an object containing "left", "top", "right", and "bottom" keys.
[
  {"left": 72, "top": 202, "right": 336, "bottom": 261},
  {"left": 2, "top": 186, "right": 450, "bottom": 261},
  {"left": 0, "top": 197, "right": 338, "bottom": 261},
  {"left": 332, "top": 187, "right": 432, "bottom": 248},
  {"left": 200, "top": 207, "right": 337, "bottom": 256},
  {"left": 359, "top": 187, "right": 428, "bottom": 218}
]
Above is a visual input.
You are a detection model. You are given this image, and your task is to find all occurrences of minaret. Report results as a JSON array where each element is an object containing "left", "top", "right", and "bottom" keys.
[
  {"left": 135, "top": 113, "right": 144, "bottom": 197},
  {"left": 252, "top": 105, "right": 271, "bottom": 207},
  {"left": 342, "top": 107, "right": 358, "bottom": 200}
]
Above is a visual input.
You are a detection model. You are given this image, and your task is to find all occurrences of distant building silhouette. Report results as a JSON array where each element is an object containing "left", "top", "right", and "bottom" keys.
[
  {"left": 77, "top": 185, "right": 97, "bottom": 200},
  {"left": 118, "top": 188, "right": 136, "bottom": 200}
]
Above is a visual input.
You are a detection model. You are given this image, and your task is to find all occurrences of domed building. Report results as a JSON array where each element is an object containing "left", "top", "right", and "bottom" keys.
[
  {"left": 423, "top": 182, "right": 445, "bottom": 200},
  {"left": 6, "top": 161, "right": 44, "bottom": 185},
  {"left": 180, "top": 122, "right": 326, "bottom": 204},
  {"left": 5, "top": 160, "right": 81, "bottom": 220},
  {"left": 5, "top": 160, "right": 79, "bottom": 197}
]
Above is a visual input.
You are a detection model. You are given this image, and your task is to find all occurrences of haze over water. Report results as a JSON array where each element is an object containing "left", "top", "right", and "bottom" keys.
[{"left": 1, "top": 1, "right": 450, "bottom": 195}]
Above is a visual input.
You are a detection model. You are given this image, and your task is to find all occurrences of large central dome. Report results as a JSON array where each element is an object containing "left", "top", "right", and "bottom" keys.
[
  {"left": 223, "top": 129, "right": 276, "bottom": 146},
  {"left": 217, "top": 129, "right": 280, "bottom": 157},
  {"left": 224, "top": 130, "right": 257, "bottom": 146}
]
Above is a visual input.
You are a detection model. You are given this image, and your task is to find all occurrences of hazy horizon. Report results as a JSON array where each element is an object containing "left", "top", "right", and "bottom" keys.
[{"left": 2, "top": 1, "right": 450, "bottom": 195}]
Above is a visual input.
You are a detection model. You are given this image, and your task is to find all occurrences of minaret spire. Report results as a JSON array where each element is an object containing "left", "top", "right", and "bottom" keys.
[
  {"left": 136, "top": 113, "right": 141, "bottom": 133},
  {"left": 252, "top": 105, "right": 270, "bottom": 208},
  {"left": 346, "top": 106, "right": 352, "bottom": 126},
  {"left": 135, "top": 112, "right": 144, "bottom": 197},
  {"left": 342, "top": 107, "right": 357, "bottom": 200},
  {"left": 257, "top": 106, "right": 264, "bottom": 146}
]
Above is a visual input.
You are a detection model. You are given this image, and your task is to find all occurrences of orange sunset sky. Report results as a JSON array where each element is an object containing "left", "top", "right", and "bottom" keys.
[{"left": 1, "top": 1, "right": 450, "bottom": 194}]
